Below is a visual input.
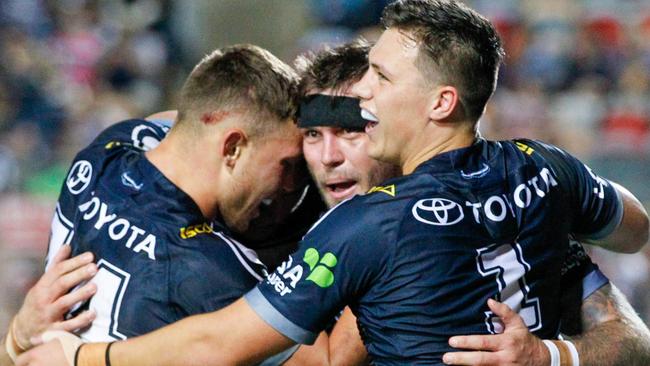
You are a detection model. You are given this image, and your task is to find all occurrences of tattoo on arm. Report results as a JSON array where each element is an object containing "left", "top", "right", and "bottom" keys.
[
  {"left": 580, "top": 285, "right": 617, "bottom": 331},
  {"left": 567, "top": 284, "right": 650, "bottom": 366}
]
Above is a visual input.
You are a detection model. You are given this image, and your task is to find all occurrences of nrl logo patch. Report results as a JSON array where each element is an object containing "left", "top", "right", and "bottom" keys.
[{"left": 367, "top": 184, "right": 396, "bottom": 197}]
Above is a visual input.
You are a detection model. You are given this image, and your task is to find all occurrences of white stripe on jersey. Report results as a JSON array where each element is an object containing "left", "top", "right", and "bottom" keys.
[{"left": 216, "top": 232, "right": 265, "bottom": 282}]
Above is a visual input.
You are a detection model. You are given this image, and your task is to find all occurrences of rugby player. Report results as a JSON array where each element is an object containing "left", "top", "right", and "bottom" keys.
[
  {"left": 4, "top": 44, "right": 309, "bottom": 365},
  {"left": 295, "top": 40, "right": 650, "bottom": 365},
  {"left": 15, "top": 2, "right": 650, "bottom": 361}
]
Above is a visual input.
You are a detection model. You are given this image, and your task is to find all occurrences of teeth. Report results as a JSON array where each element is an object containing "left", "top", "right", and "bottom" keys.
[
  {"left": 261, "top": 199, "right": 273, "bottom": 206},
  {"left": 361, "top": 109, "right": 378, "bottom": 122}
]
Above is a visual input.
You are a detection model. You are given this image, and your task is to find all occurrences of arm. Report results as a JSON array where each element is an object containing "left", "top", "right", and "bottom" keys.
[
  {"left": 283, "top": 332, "right": 330, "bottom": 366},
  {"left": 525, "top": 141, "right": 648, "bottom": 254},
  {"left": 328, "top": 307, "right": 369, "bottom": 366},
  {"left": 284, "top": 307, "right": 369, "bottom": 366},
  {"left": 1, "top": 246, "right": 97, "bottom": 365},
  {"left": 442, "top": 284, "right": 650, "bottom": 366},
  {"left": 567, "top": 283, "right": 650, "bottom": 365},
  {"left": 578, "top": 183, "right": 649, "bottom": 254},
  {"left": 17, "top": 298, "right": 295, "bottom": 366}
]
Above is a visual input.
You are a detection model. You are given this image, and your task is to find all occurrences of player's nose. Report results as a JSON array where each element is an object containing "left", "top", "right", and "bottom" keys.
[
  {"left": 320, "top": 135, "right": 344, "bottom": 167},
  {"left": 350, "top": 69, "right": 372, "bottom": 100}
]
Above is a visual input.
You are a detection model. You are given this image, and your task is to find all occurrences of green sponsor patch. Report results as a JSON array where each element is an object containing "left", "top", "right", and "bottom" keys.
[{"left": 303, "top": 248, "right": 338, "bottom": 288}]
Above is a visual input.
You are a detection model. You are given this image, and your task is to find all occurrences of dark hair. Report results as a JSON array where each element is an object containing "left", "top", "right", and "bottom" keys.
[
  {"left": 177, "top": 44, "right": 299, "bottom": 132},
  {"left": 295, "top": 39, "right": 371, "bottom": 96},
  {"left": 382, "top": 0, "right": 505, "bottom": 121}
]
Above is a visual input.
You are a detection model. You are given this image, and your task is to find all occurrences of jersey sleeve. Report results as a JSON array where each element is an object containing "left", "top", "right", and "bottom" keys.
[
  {"left": 245, "top": 198, "right": 393, "bottom": 344},
  {"left": 522, "top": 140, "right": 623, "bottom": 240}
]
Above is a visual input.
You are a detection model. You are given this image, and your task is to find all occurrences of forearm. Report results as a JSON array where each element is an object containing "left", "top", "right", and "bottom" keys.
[
  {"left": 81, "top": 298, "right": 294, "bottom": 366},
  {"left": 328, "top": 308, "right": 368, "bottom": 366},
  {"left": 283, "top": 332, "right": 330, "bottom": 366},
  {"left": 112, "top": 315, "right": 227, "bottom": 366},
  {"left": 567, "top": 284, "right": 650, "bottom": 366},
  {"left": 285, "top": 307, "right": 368, "bottom": 366}
]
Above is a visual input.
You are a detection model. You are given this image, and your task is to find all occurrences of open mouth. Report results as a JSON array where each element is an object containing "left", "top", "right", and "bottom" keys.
[
  {"left": 324, "top": 180, "right": 359, "bottom": 201},
  {"left": 327, "top": 181, "right": 356, "bottom": 193},
  {"left": 365, "top": 121, "right": 378, "bottom": 133},
  {"left": 361, "top": 109, "right": 378, "bottom": 133}
]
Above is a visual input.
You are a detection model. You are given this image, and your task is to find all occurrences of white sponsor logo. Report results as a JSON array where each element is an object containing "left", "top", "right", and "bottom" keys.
[
  {"left": 412, "top": 198, "right": 464, "bottom": 226},
  {"left": 413, "top": 167, "right": 560, "bottom": 226},
  {"left": 266, "top": 256, "right": 304, "bottom": 296},
  {"left": 79, "top": 196, "right": 157, "bottom": 260},
  {"left": 67, "top": 160, "right": 93, "bottom": 195},
  {"left": 465, "top": 167, "right": 558, "bottom": 224}
]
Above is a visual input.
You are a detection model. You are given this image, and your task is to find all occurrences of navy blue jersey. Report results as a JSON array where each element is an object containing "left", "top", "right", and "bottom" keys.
[
  {"left": 47, "top": 119, "right": 266, "bottom": 342},
  {"left": 247, "top": 138, "right": 622, "bottom": 365}
]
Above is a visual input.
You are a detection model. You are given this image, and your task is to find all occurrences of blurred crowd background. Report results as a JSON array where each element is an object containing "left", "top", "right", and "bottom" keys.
[{"left": 1, "top": 0, "right": 649, "bottom": 332}]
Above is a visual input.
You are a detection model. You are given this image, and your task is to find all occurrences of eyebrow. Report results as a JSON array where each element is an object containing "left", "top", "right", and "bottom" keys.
[{"left": 370, "top": 61, "right": 393, "bottom": 79}]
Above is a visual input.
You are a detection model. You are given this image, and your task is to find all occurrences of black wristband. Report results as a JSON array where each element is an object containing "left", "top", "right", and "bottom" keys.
[
  {"left": 74, "top": 343, "right": 85, "bottom": 366},
  {"left": 105, "top": 342, "right": 115, "bottom": 366}
]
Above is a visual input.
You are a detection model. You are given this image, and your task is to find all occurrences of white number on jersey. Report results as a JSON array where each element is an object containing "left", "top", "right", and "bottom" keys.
[
  {"left": 476, "top": 243, "right": 542, "bottom": 333},
  {"left": 78, "top": 259, "right": 131, "bottom": 342},
  {"left": 46, "top": 205, "right": 75, "bottom": 270}
]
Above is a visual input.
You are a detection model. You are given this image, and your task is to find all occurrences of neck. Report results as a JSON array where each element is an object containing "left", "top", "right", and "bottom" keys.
[
  {"left": 145, "top": 132, "right": 220, "bottom": 218},
  {"left": 401, "top": 123, "right": 477, "bottom": 174}
]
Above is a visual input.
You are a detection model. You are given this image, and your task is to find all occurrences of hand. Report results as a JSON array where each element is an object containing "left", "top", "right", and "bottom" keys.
[
  {"left": 16, "top": 331, "right": 82, "bottom": 366},
  {"left": 13, "top": 245, "right": 97, "bottom": 349},
  {"left": 442, "top": 299, "right": 549, "bottom": 366}
]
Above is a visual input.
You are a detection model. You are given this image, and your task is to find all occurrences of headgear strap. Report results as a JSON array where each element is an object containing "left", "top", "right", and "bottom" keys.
[{"left": 297, "top": 94, "right": 369, "bottom": 129}]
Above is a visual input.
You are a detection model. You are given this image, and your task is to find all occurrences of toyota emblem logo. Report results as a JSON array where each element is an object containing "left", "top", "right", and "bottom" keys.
[
  {"left": 66, "top": 160, "right": 93, "bottom": 195},
  {"left": 412, "top": 198, "right": 464, "bottom": 226}
]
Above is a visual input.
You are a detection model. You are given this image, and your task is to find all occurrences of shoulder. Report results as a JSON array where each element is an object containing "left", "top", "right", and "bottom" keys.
[
  {"left": 505, "top": 138, "right": 574, "bottom": 166},
  {"left": 92, "top": 119, "right": 170, "bottom": 151},
  {"left": 303, "top": 175, "right": 427, "bottom": 249},
  {"left": 170, "top": 226, "right": 266, "bottom": 283},
  {"left": 68, "top": 118, "right": 168, "bottom": 173}
]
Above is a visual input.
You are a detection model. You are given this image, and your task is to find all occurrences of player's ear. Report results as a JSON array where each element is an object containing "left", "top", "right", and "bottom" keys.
[
  {"left": 428, "top": 85, "right": 460, "bottom": 122},
  {"left": 222, "top": 129, "right": 247, "bottom": 170}
]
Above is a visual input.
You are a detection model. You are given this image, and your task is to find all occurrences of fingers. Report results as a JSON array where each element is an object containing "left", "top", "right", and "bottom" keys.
[
  {"left": 50, "top": 263, "right": 98, "bottom": 297},
  {"left": 443, "top": 350, "right": 498, "bottom": 365},
  {"left": 449, "top": 334, "right": 501, "bottom": 352},
  {"left": 40, "top": 251, "right": 94, "bottom": 288},
  {"left": 487, "top": 299, "right": 526, "bottom": 329},
  {"left": 53, "top": 281, "right": 97, "bottom": 313},
  {"left": 54, "top": 310, "right": 96, "bottom": 333},
  {"left": 50, "top": 245, "right": 72, "bottom": 266}
]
